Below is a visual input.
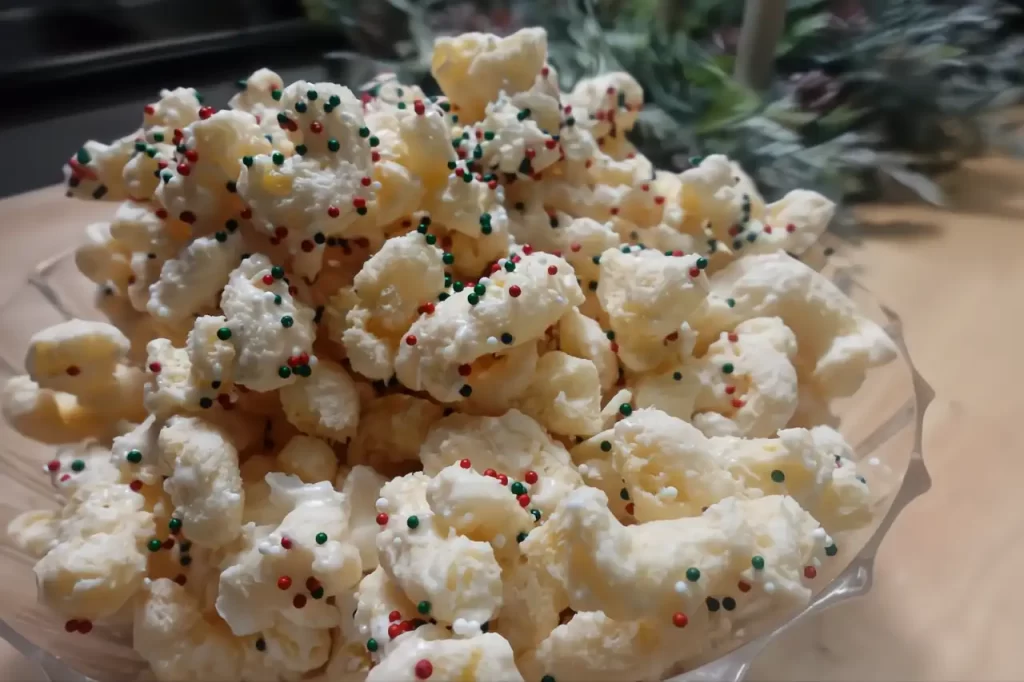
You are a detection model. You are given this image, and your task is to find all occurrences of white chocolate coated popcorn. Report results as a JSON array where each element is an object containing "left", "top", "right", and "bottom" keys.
[{"left": 11, "top": 25, "right": 900, "bottom": 681}]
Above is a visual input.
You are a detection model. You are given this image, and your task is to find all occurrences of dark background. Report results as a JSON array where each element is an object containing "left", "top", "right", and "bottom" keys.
[{"left": 0, "top": 0, "right": 347, "bottom": 197}]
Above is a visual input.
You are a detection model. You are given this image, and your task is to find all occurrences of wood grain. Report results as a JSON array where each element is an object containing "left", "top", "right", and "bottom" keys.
[{"left": 1, "top": 158, "right": 1022, "bottom": 680}]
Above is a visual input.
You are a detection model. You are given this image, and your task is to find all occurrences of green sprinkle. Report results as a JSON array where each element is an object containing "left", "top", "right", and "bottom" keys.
[
  {"left": 295, "top": 101, "right": 307, "bottom": 113},
  {"left": 215, "top": 231, "right": 227, "bottom": 243},
  {"left": 473, "top": 283, "right": 486, "bottom": 296},
  {"left": 358, "top": 127, "right": 370, "bottom": 138},
  {"left": 242, "top": 155, "right": 253, "bottom": 167},
  {"left": 751, "top": 555, "right": 765, "bottom": 570},
  {"left": 76, "top": 148, "right": 91, "bottom": 164},
  {"left": 169, "top": 518, "right": 182, "bottom": 532},
  {"left": 295, "top": 364, "right": 312, "bottom": 378},
  {"left": 510, "top": 482, "right": 527, "bottom": 495},
  {"left": 727, "top": 297, "right": 736, "bottom": 308},
  {"left": 425, "top": 234, "right": 437, "bottom": 245},
  {"left": 273, "top": 295, "right": 282, "bottom": 305},
  {"left": 468, "top": 293, "right": 480, "bottom": 305},
  {"left": 307, "top": 89, "right": 318, "bottom": 100},
  {"left": 281, "top": 316, "right": 294, "bottom": 328},
  {"left": 619, "top": 488, "right": 630, "bottom": 501},
  {"left": 516, "top": 108, "right": 531, "bottom": 121},
  {"left": 271, "top": 266, "right": 285, "bottom": 279},
  {"left": 311, "top": 587, "right": 325, "bottom": 600},
  {"left": 673, "top": 371, "right": 683, "bottom": 381},
  {"left": 295, "top": 144, "right": 308, "bottom": 155},
  {"left": 407, "top": 515, "right": 420, "bottom": 529},
  {"left": 278, "top": 366, "right": 292, "bottom": 379},
  {"left": 825, "top": 544, "right": 838, "bottom": 556},
  {"left": 369, "top": 136, "right": 380, "bottom": 147},
  {"left": 500, "top": 332, "right": 514, "bottom": 345},
  {"left": 722, "top": 363, "right": 734, "bottom": 374},
  {"left": 180, "top": 555, "right": 192, "bottom": 566},
  {"left": 592, "top": 255, "right": 601, "bottom": 265},
  {"left": 327, "top": 138, "right": 340, "bottom": 152},
  {"left": 328, "top": 95, "right": 341, "bottom": 107},
  {"left": 315, "top": 532, "right": 328, "bottom": 545},
  {"left": 770, "top": 469, "right": 785, "bottom": 483},
  {"left": 696, "top": 257, "right": 709, "bottom": 269},
  {"left": 236, "top": 79, "right": 248, "bottom": 89},
  {"left": 459, "top": 384, "right": 473, "bottom": 397},
  {"left": 199, "top": 397, "right": 213, "bottom": 409},
  {"left": 126, "top": 449, "right": 143, "bottom": 464},
  {"left": 686, "top": 567, "right": 701, "bottom": 582},
  {"left": 147, "top": 538, "right": 162, "bottom": 552},
  {"left": 225, "top": 219, "right": 238, "bottom": 232},
  {"left": 417, "top": 600, "right": 431, "bottom": 614},
  {"left": 618, "top": 403, "right": 633, "bottom": 417},
  {"left": 504, "top": 261, "right": 515, "bottom": 272},
  {"left": 453, "top": 282, "right": 465, "bottom": 292},
  {"left": 271, "top": 89, "right": 282, "bottom": 101},
  {"left": 516, "top": 532, "right": 529, "bottom": 543},
  {"left": 531, "top": 509, "right": 542, "bottom": 521},
  {"left": 484, "top": 131, "right": 495, "bottom": 140},
  {"left": 71, "top": 459, "right": 85, "bottom": 472},
  {"left": 367, "top": 638, "right": 378, "bottom": 652},
  {"left": 542, "top": 676, "right": 556, "bottom": 682},
  {"left": 442, "top": 253, "right": 455, "bottom": 265}
]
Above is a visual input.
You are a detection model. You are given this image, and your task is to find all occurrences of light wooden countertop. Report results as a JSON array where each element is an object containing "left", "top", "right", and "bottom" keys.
[{"left": 1, "top": 158, "right": 1022, "bottom": 680}]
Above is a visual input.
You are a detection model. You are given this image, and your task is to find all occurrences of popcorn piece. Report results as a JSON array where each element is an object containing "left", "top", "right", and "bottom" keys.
[
  {"left": 2, "top": 375, "right": 122, "bottom": 444},
  {"left": 472, "top": 94, "right": 561, "bottom": 175},
  {"left": 216, "top": 474, "right": 362, "bottom": 635},
  {"left": 63, "top": 133, "right": 138, "bottom": 201},
  {"left": 122, "top": 141, "right": 174, "bottom": 201},
  {"left": 75, "top": 221, "right": 131, "bottom": 287},
  {"left": 596, "top": 248, "right": 709, "bottom": 372},
  {"left": 349, "top": 566, "right": 420, "bottom": 662},
  {"left": 633, "top": 317, "right": 800, "bottom": 438},
  {"left": 558, "top": 308, "right": 619, "bottom": 393},
  {"left": 514, "top": 351, "right": 604, "bottom": 436},
  {"left": 147, "top": 230, "right": 244, "bottom": 321},
  {"left": 157, "top": 415, "right": 243, "bottom": 548},
  {"left": 459, "top": 341, "right": 538, "bottom": 416},
  {"left": 394, "top": 253, "right": 584, "bottom": 402},
  {"left": 277, "top": 434, "right": 338, "bottom": 483},
  {"left": 348, "top": 394, "right": 444, "bottom": 475},
  {"left": 338, "top": 465, "right": 386, "bottom": 570},
  {"left": 239, "top": 455, "right": 288, "bottom": 526},
  {"left": 425, "top": 464, "right": 534, "bottom": 563},
  {"left": 335, "top": 232, "right": 446, "bottom": 380},
  {"left": 366, "top": 631, "right": 524, "bottom": 682},
  {"left": 279, "top": 358, "right": 360, "bottom": 442},
  {"left": 567, "top": 72, "right": 644, "bottom": 140},
  {"left": 426, "top": 171, "right": 509, "bottom": 240},
  {"left": 156, "top": 110, "right": 270, "bottom": 225},
  {"left": 19, "top": 482, "right": 153, "bottom": 621},
  {"left": 419, "top": 410, "right": 584, "bottom": 518},
  {"left": 691, "top": 252, "right": 897, "bottom": 398},
  {"left": 26, "top": 320, "right": 130, "bottom": 395},
  {"left": 523, "top": 486, "right": 826, "bottom": 628},
  {"left": 677, "top": 154, "right": 743, "bottom": 237},
  {"left": 737, "top": 190, "right": 835, "bottom": 257},
  {"left": 144, "top": 87, "right": 202, "bottom": 135},
  {"left": 376, "top": 473, "right": 504, "bottom": 625},
  {"left": 219, "top": 254, "right": 316, "bottom": 392},
  {"left": 108, "top": 200, "right": 184, "bottom": 258},
  {"left": 431, "top": 28, "right": 548, "bottom": 122}
]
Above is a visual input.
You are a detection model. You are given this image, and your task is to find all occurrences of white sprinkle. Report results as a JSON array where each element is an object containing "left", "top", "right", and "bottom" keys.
[
  {"left": 375, "top": 497, "right": 389, "bottom": 512},
  {"left": 764, "top": 582, "right": 776, "bottom": 594},
  {"left": 493, "top": 534, "right": 506, "bottom": 549},
  {"left": 486, "top": 336, "right": 499, "bottom": 347},
  {"left": 869, "top": 457, "right": 881, "bottom": 466},
  {"left": 674, "top": 581, "right": 689, "bottom": 595},
  {"left": 811, "top": 528, "right": 826, "bottom": 539},
  {"left": 358, "top": 624, "right": 368, "bottom": 635},
  {"left": 577, "top": 464, "right": 590, "bottom": 477},
  {"left": 393, "top": 536, "right": 403, "bottom": 547},
  {"left": 658, "top": 486, "right": 678, "bottom": 500},
  {"left": 478, "top": 277, "right": 491, "bottom": 286}
]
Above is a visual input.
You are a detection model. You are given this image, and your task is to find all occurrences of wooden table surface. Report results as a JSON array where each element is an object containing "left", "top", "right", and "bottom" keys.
[{"left": 1, "top": 158, "right": 1022, "bottom": 681}]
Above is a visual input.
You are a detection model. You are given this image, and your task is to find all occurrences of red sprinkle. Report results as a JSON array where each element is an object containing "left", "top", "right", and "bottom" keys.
[
  {"left": 547, "top": 265, "right": 558, "bottom": 275},
  {"left": 458, "top": 364, "right": 473, "bottom": 378},
  {"left": 525, "top": 149, "right": 536, "bottom": 160},
  {"left": 641, "top": 184, "right": 650, "bottom": 192},
  {"left": 610, "top": 342, "right": 619, "bottom": 353},
  {"left": 184, "top": 149, "right": 199, "bottom": 163},
  {"left": 65, "top": 620, "right": 78, "bottom": 633},
  {"left": 371, "top": 151, "right": 381, "bottom": 162},
  {"left": 490, "top": 263, "right": 501, "bottom": 274},
  {"left": 405, "top": 335, "right": 418, "bottom": 346},
  {"left": 524, "top": 470, "right": 538, "bottom": 484},
  {"left": 241, "top": 208, "right": 252, "bottom": 220},
  {"left": 129, "top": 480, "right": 143, "bottom": 492},
  {"left": 262, "top": 274, "right": 274, "bottom": 285},
  {"left": 327, "top": 206, "right": 340, "bottom": 218},
  {"left": 389, "top": 610, "right": 402, "bottom": 622},
  {"left": 764, "top": 225, "right": 773, "bottom": 234},
  {"left": 738, "top": 581, "right": 752, "bottom": 593},
  {"left": 665, "top": 332, "right": 679, "bottom": 342},
  {"left": 804, "top": 566, "right": 817, "bottom": 579},
  {"left": 672, "top": 612, "right": 689, "bottom": 628},
  {"left": 541, "top": 66, "right": 550, "bottom": 77},
  {"left": 545, "top": 139, "right": 557, "bottom": 150},
  {"left": 570, "top": 242, "right": 582, "bottom": 253},
  {"left": 176, "top": 163, "right": 190, "bottom": 176},
  {"left": 421, "top": 302, "right": 435, "bottom": 315},
  {"left": 522, "top": 244, "right": 534, "bottom": 255},
  {"left": 414, "top": 660, "right": 433, "bottom": 679},
  {"left": 180, "top": 211, "right": 196, "bottom": 224},
  {"left": 654, "top": 196, "right": 665, "bottom": 205},
  {"left": 174, "top": 574, "right": 187, "bottom": 586},
  {"left": 689, "top": 267, "right": 700, "bottom": 278},
  {"left": 610, "top": 207, "right": 619, "bottom": 216},
  {"left": 509, "top": 285, "right": 522, "bottom": 298},
  {"left": 483, "top": 469, "right": 497, "bottom": 478},
  {"left": 498, "top": 474, "right": 509, "bottom": 486},
  {"left": 277, "top": 576, "right": 292, "bottom": 591},
  {"left": 724, "top": 386, "right": 736, "bottom": 395},
  {"left": 60, "top": 474, "right": 71, "bottom": 483},
  {"left": 47, "top": 460, "right": 60, "bottom": 472},
  {"left": 460, "top": 459, "right": 472, "bottom": 469},
  {"left": 376, "top": 513, "right": 389, "bottom": 526},
  {"left": 786, "top": 223, "right": 796, "bottom": 233},
  {"left": 732, "top": 399, "right": 746, "bottom": 409},
  {"left": 728, "top": 333, "right": 739, "bottom": 342},
  {"left": 388, "top": 623, "right": 401, "bottom": 639},
  {"left": 672, "top": 250, "right": 684, "bottom": 257},
  {"left": 198, "top": 106, "right": 215, "bottom": 120},
  {"left": 517, "top": 494, "right": 530, "bottom": 507},
  {"left": 293, "top": 594, "right": 307, "bottom": 609},
  {"left": 144, "top": 105, "right": 155, "bottom": 115},
  {"left": 301, "top": 240, "right": 315, "bottom": 252},
  {"left": 413, "top": 100, "right": 425, "bottom": 115},
  {"left": 281, "top": 537, "right": 293, "bottom": 549},
  {"left": 77, "top": 621, "right": 92, "bottom": 635},
  {"left": 155, "top": 209, "right": 168, "bottom": 219},
  {"left": 306, "top": 577, "right": 321, "bottom": 592},
  {"left": 728, "top": 226, "right": 740, "bottom": 237},
  {"left": 310, "top": 121, "right": 323, "bottom": 134},
  {"left": 162, "top": 538, "right": 175, "bottom": 550},
  {"left": 625, "top": 503, "right": 635, "bottom": 515},
  {"left": 149, "top": 362, "right": 162, "bottom": 373}
]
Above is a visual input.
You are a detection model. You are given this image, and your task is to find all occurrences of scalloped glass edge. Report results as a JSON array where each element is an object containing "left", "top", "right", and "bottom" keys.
[{"left": 0, "top": 237, "right": 933, "bottom": 682}]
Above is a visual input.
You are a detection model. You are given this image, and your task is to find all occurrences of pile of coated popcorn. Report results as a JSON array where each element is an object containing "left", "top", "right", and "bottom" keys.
[{"left": 3, "top": 27, "right": 897, "bottom": 682}]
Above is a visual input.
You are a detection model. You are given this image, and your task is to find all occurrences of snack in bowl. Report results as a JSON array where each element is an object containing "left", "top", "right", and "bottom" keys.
[{"left": 5, "top": 26, "right": 899, "bottom": 682}]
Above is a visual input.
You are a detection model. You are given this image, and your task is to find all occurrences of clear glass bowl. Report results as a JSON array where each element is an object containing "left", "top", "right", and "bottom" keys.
[{"left": 0, "top": 237, "right": 932, "bottom": 682}]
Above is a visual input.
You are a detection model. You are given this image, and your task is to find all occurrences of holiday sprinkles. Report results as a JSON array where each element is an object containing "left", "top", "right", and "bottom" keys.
[{"left": 4, "top": 25, "right": 897, "bottom": 682}]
